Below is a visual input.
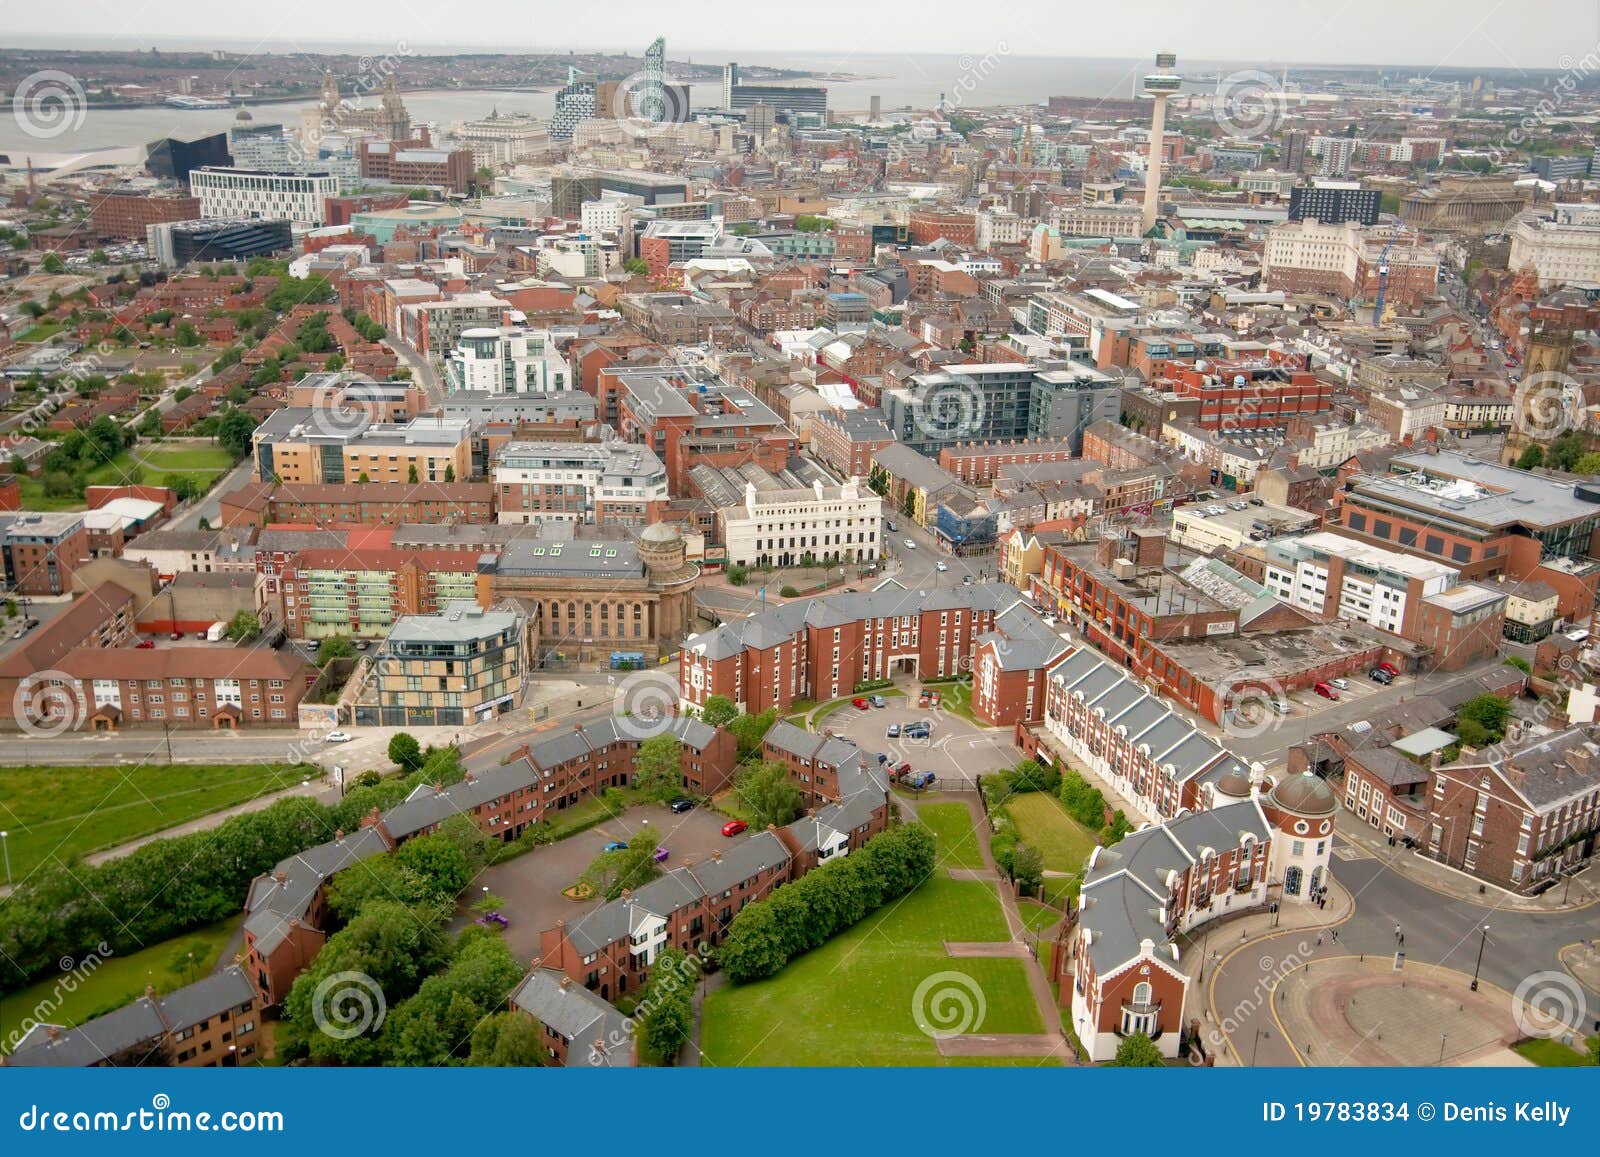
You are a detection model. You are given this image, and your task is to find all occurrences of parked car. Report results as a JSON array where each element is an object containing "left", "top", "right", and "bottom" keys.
[
  {"left": 323, "top": 731, "right": 352, "bottom": 743},
  {"left": 904, "top": 770, "right": 937, "bottom": 790},
  {"left": 886, "top": 520, "right": 899, "bottom": 532},
  {"left": 355, "top": 640, "right": 369, "bottom": 651},
  {"left": 1271, "top": 699, "right": 1291, "bottom": 715},
  {"left": 936, "top": 561, "right": 949, "bottom": 572},
  {"left": 918, "top": 691, "right": 931, "bottom": 706},
  {"left": 963, "top": 574, "right": 973, "bottom": 585},
  {"left": 1330, "top": 677, "right": 1349, "bottom": 690},
  {"left": 852, "top": 696, "right": 870, "bottom": 709},
  {"left": 1369, "top": 668, "right": 1394, "bottom": 684},
  {"left": 721, "top": 820, "right": 748, "bottom": 838},
  {"left": 887, "top": 723, "right": 902, "bottom": 738},
  {"left": 170, "top": 632, "right": 182, "bottom": 641},
  {"left": 653, "top": 847, "right": 670, "bottom": 863},
  {"left": 904, "top": 721, "right": 932, "bottom": 739},
  {"left": 1314, "top": 682, "right": 1339, "bottom": 701},
  {"left": 135, "top": 639, "right": 156, "bottom": 649},
  {"left": 1376, "top": 660, "right": 1400, "bottom": 676},
  {"left": 669, "top": 798, "right": 695, "bottom": 814},
  {"left": 929, "top": 691, "right": 942, "bottom": 707},
  {"left": 890, "top": 760, "right": 913, "bottom": 779},
  {"left": 9, "top": 628, "right": 21, "bottom": 640},
  {"left": 870, "top": 694, "right": 887, "bottom": 708},
  {"left": 603, "top": 841, "right": 629, "bottom": 852}
]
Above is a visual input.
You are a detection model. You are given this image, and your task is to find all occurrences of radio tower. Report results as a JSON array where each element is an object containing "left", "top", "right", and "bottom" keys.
[{"left": 1141, "top": 52, "right": 1181, "bottom": 235}]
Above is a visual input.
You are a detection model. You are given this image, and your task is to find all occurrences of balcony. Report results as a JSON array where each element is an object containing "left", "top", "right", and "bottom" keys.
[{"left": 1121, "top": 998, "right": 1161, "bottom": 1017}]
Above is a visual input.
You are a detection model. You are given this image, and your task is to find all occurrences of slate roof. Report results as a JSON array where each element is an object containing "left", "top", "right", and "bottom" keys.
[{"left": 509, "top": 969, "right": 635, "bottom": 1067}]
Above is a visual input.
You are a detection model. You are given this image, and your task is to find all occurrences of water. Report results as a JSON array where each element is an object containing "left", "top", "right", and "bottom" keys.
[{"left": 0, "top": 51, "right": 1241, "bottom": 155}]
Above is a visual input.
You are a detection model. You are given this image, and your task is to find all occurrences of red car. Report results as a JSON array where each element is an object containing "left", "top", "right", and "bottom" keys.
[
  {"left": 1377, "top": 661, "right": 1400, "bottom": 676},
  {"left": 135, "top": 639, "right": 156, "bottom": 649},
  {"left": 918, "top": 691, "right": 931, "bottom": 706},
  {"left": 1314, "top": 681, "right": 1339, "bottom": 701},
  {"left": 929, "top": 691, "right": 942, "bottom": 707},
  {"left": 851, "top": 697, "right": 870, "bottom": 709},
  {"left": 721, "top": 820, "right": 748, "bottom": 837}
]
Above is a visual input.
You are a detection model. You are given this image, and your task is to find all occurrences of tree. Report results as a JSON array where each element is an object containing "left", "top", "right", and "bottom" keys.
[
  {"left": 726, "top": 563, "right": 748, "bottom": 586},
  {"left": 388, "top": 732, "right": 424, "bottom": 772},
  {"left": 902, "top": 491, "right": 917, "bottom": 518},
  {"left": 324, "top": 353, "right": 345, "bottom": 371},
  {"left": 1455, "top": 694, "right": 1510, "bottom": 746},
  {"left": 623, "top": 257, "right": 650, "bottom": 276},
  {"left": 443, "top": 464, "right": 455, "bottom": 483},
  {"left": 1573, "top": 452, "right": 1600, "bottom": 476},
  {"left": 1111, "top": 1031, "right": 1166, "bottom": 1067},
  {"left": 636, "top": 945, "right": 695, "bottom": 1064},
  {"left": 317, "top": 636, "right": 357, "bottom": 666},
  {"left": 173, "top": 322, "right": 201, "bottom": 348},
  {"left": 700, "top": 695, "right": 739, "bottom": 729},
  {"left": 407, "top": 464, "right": 419, "bottom": 484},
  {"left": 40, "top": 252, "right": 65, "bottom": 274},
  {"left": 1012, "top": 844, "right": 1044, "bottom": 896},
  {"left": 728, "top": 708, "right": 777, "bottom": 761},
  {"left": 1515, "top": 445, "right": 1545, "bottom": 471},
  {"left": 578, "top": 840, "right": 663, "bottom": 902},
  {"left": 468, "top": 1010, "right": 546, "bottom": 1066},
  {"left": 217, "top": 411, "right": 256, "bottom": 459},
  {"left": 633, "top": 733, "right": 685, "bottom": 802},
  {"left": 225, "top": 610, "right": 260, "bottom": 641},
  {"left": 736, "top": 761, "right": 804, "bottom": 829}
]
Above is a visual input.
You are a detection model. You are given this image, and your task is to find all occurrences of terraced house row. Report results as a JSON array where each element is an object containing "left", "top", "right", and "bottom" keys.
[{"left": 679, "top": 580, "right": 1066, "bottom": 725}]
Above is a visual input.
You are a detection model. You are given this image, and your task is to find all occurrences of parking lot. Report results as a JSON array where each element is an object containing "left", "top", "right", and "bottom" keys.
[
  {"left": 462, "top": 800, "right": 749, "bottom": 960},
  {"left": 1272, "top": 666, "right": 1412, "bottom": 720},
  {"left": 818, "top": 692, "right": 1020, "bottom": 792}
]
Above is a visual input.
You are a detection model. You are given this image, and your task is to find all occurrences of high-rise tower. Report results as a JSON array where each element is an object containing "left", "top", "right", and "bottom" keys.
[{"left": 1141, "top": 52, "right": 1181, "bottom": 235}]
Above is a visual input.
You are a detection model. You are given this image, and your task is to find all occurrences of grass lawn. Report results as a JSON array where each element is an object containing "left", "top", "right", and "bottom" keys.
[
  {"left": 134, "top": 445, "right": 233, "bottom": 473},
  {"left": 1513, "top": 1037, "right": 1591, "bottom": 1066},
  {"left": 0, "top": 763, "right": 321, "bottom": 880},
  {"left": 0, "top": 916, "right": 241, "bottom": 1055},
  {"left": 917, "top": 801, "right": 986, "bottom": 870},
  {"left": 1041, "top": 875, "right": 1081, "bottom": 908},
  {"left": 1018, "top": 899, "right": 1059, "bottom": 960},
  {"left": 931, "top": 680, "right": 981, "bottom": 725},
  {"left": 1004, "top": 792, "right": 1101, "bottom": 874},
  {"left": 15, "top": 323, "right": 65, "bottom": 344},
  {"left": 701, "top": 873, "right": 1042, "bottom": 1065}
]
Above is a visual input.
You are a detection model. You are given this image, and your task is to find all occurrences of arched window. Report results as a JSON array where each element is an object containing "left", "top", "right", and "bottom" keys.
[{"left": 1132, "top": 981, "right": 1152, "bottom": 1006}]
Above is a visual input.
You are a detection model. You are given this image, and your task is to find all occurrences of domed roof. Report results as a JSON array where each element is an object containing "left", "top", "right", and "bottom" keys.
[
  {"left": 1213, "top": 768, "right": 1252, "bottom": 798},
  {"left": 639, "top": 522, "right": 682, "bottom": 546},
  {"left": 1268, "top": 771, "right": 1336, "bottom": 817},
  {"left": 234, "top": 108, "right": 253, "bottom": 122}
]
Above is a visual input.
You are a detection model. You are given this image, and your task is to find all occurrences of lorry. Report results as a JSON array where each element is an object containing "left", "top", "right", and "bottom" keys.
[{"left": 205, "top": 621, "right": 228, "bottom": 643}]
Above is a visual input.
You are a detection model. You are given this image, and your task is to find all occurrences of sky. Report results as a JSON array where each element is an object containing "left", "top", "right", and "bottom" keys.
[{"left": 3, "top": 0, "right": 1593, "bottom": 71}]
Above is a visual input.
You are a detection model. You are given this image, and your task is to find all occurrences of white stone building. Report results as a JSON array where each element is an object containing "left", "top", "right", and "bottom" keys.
[
  {"left": 446, "top": 326, "right": 572, "bottom": 394},
  {"left": 190, "top": 167, "right": 339, "bottom": 226},
  {"left": 720, "top": 477, "right": 882, "bottom": 568}
]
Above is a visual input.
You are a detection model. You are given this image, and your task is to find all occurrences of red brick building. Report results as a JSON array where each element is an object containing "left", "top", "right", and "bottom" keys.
[{"left": 90, "top": 192, "right": 201, "bottom": 240}]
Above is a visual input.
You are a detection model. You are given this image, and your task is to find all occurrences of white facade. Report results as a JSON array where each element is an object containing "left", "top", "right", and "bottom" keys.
[
  {"left": 1261, "top": 530, "right": 1456, "bottom": 636},
  {"left": 492, "top": 441, "right": 668, "bottom": 525},
  {"left": 446, "top": 327, "right": 571, "bottom": 394},
  {"left": 975, "top": 207, "right": 1030, "bottom": 249},
  {"left": 721, "top": 477, "right": 882, "bottom": 568},
  {"left": 1288, "top": 419, "right": 1390, "bottom": 471},
  {"left": 580, "top": 192, "right": 644, "bottom": 235},
  {"left": 191, "top": 167, "right": 339, "bottom": 226},
  {"left": 1508, "top": 208, "right": 1600, "bottom": 287},
  {"left": 1263, "top": 219, "right": 1361, "bottom": 283}
]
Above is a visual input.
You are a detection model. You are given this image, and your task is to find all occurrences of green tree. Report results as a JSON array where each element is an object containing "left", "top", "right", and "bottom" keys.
[
  {"left": 217, "top": 410, "right": 257, "bottom": 459},
  {"left": 623, "top": 257, "right": 650, "bottom": 276},
  {"left": 633, "top": 733, "right": 685, "bottom": 802},
  {"left": 1455, "top": 694, "right": 1510, "bottom": 745},
  {"left": 443, "top": 464, "right": 455, "bottom": 483},
  {"left": 1012, "top": 844, "right": 1044, "bottom": 896},
  {"left": 726, "top": 563, "right": 748, "bottom": 586},
  {"left": 700, "top": 695, "right": 739, "bottom": 729},
  {"left": 902, "top": 491, "right": 917, "bottom": 518},
  {"left": 407, "top": 463, "right": 419, "bottom": 483},
  {"left": 380, "top": 927, "right": 524, "bottom": 1066},
  {"left": 636, "top": 945, "right": 696, "bottom": 1064},
  {"left": 40, "top": 252, "right": 65, "bottom": 274},
  {"left": 388, "top": 731, "right": 424, "bottom": 771},
  {"left": 468, "top": 1010, "right": 547, "bottom": 1065},
  {"left": 173, "top": 322, "right": 201, "bottom": 348},
  {"left": 728, "top": 708, "right": 777, "bottom": 761},
  {"left": 309, "top": 638, "right": 353, "bottom": 670},
  {"left": 736, "top": 760, "right": 804, "bottom": 829},
  {"left": 1573, "top": 452, "right": 1600, "bottom": 476},
  {"left": 1515, "top": 444, "right": 1545, "bottom": 471},
  {"left": 579, "top": 840, "right": 663, "bottom": 901},
  {"left": 1111, "top": 1031, "right": 1166, "bottom": 1066},
  {"left": 226, "top": 610, "right": 261, "bottom": 641}
]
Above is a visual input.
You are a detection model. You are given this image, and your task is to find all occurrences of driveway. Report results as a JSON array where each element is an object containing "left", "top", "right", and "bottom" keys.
[
  {"left": 820, "top": 693, "right": 1020, "bottom": 791},
  {"left": 464, "top": 801, "right": 745, "bottom": 960}
]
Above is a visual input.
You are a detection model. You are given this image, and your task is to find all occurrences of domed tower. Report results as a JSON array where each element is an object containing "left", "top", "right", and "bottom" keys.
[
  {"left": 1261, "top": 771, "right": 1336, "bottom": 904},
  {"left": 638, "top": 522, "right": 688, "bottom": 578},
  {"left": 637, "top": 523, "right": 698, "bottom": 648},
  {"left": 1206, "top": 766, "right": 1253, "bottom": 809}
]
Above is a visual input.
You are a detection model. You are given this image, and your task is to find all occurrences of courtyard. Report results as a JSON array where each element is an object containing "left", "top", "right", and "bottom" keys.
[{"left": 818, "top": 692, "right": 1021, "bottom": 792}]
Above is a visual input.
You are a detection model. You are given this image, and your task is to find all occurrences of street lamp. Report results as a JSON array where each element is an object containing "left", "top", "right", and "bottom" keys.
[
  {"left": 0, "top": 830, "right": 10, "bottom": 887},
  {"left": 1439, "top": 1032, "right": 1448, "bottom": 1064},
  {"left": 1470, "top": 924, "right": 1489, "bottom": 991},
  {"left": 1251, "top": 1027, "right": 1269, "bottom": 1066}
]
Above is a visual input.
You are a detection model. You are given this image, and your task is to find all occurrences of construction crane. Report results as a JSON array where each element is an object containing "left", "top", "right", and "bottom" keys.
[{"left": 1371, "top": 223, "right": 1405, "bottom": 322}]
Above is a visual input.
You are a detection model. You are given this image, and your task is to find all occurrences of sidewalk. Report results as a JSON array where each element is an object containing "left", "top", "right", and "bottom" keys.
[{"left": 1335, "top": 804, "right": 1599, "bottom": 912}]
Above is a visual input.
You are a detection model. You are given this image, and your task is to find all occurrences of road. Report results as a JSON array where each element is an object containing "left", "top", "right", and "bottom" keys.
[
  {"left": 1208, "top": 835, "right": 1600, "bottom": 1066},
  {"left": 384, "top": 337, "right": 443, "bottom": 405}
]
